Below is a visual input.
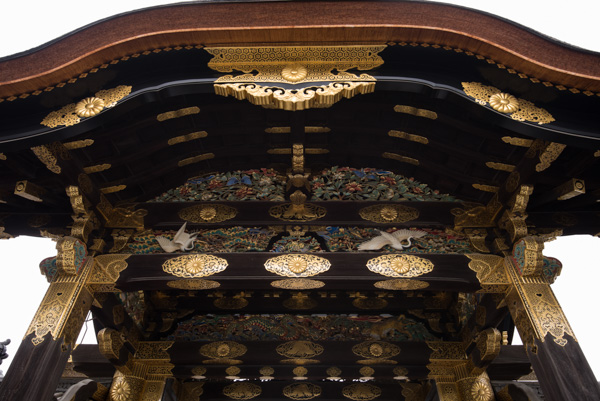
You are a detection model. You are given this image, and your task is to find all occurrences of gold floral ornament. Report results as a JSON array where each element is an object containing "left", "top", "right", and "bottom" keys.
[
  {"left": 178, "top": 204, "right": 237, "bottom": 223},
  {"left": 367, "top": 255, "right": 434, "bottom": 278},
  {"left": 461, "top": 82, "right": 554, "bottom": 125},
  {"left": 223, "top": 383, "right": 262, "bottom": 400},
  {"left": 166, "top": 279, "right": 220, "bottom": 290},
  {"left": 373, "top": 279, "right": 429, "bottom": 290},
  {"left": 284, "top": 383, "right": 321, "bottom": 400},
  {"left": 342, "top": 383, "right": 382, "bottom": 401},
  {"left": 162, "top": 254, "right": 228, "bottom": 278},
  {"left": 282, "top": 65, "right": 309, "bottom": 83},
  {"left": 271, "top": 279, "right": 325, "bottom": 290},
  {"left": 489, "top": 93, "right": 519, "bottom": 114},
  {"left": 110, "top": 378, "right": 131, "bottom": 401},
  {"left": 470, "top": 378, "right": 493, "bottom": 401},
  {"left": 75, "top": 97, "right": 105, "bottom": 117},
  {"left": 359, "top": 204, "right": 419, "bottom": 223},
  {"left": 277, "top": 341, "right": 324, "bottom": 359},
  {"left": 41, "top": 85, "right": 132, "bottom": 128},
  {"left": 265, "top": 254, "right": 330, "bottom": 277}
]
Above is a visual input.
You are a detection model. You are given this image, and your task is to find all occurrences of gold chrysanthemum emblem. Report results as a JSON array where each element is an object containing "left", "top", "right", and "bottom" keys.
[
  {"left": 217, "top": 343, "right": 231, "bottom": 357},
  {"left": 379, "top": 206, "right": 398, "bottom": 221},
  {"left": 281, "top": 64, "right": 308, "bottom": 83},
  {"left": 186, "top": 256, "right": 206, "bottom": 275},
  {"left": 470, "top": 379, "right": 493, "bottom": 401},
  {"left": 391, "top": 258, "right": 410, "bottom": 274},
  {"left": 75, "top": 97, "right": 105, "bottom": 117},
  {"left": 200, "top": 206, "right": 217, "bottom": 221},
  {"left": 111, "top": 380, "right": 131, "bottom": 401},
  {"left": 369, "top": 343, "right": 383, "bottom": 357},
  {"left": 288, "top": 256, "right": 308, "bottom": 274},
  {"left": 489, "top": 93, "right": 519, "bottom": 114}
]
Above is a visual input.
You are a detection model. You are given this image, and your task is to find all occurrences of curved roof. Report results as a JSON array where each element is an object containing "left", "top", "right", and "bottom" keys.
[{"left": 1, "top": 0, "right": 600, "bottom": 99}]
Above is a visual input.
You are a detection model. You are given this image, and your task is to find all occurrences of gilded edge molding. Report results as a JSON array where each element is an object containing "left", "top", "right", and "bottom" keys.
[
  {"left": 41, "top": 85, "right": 132, "bottom": 128},
  {"left": 462, "top": 82, "right": 554, "bottom": 125},
  {"left": 215, "top": 82, "right": 375, "bottom": 111},
  {"left": 264, "top": 254, "right": 331, "bottom": 278},
  {"left": 366, "top": 255, "right": 434, "bottom": 278},
  {"left": 206, "top": 45, "right": 385, "bottom": 84}
]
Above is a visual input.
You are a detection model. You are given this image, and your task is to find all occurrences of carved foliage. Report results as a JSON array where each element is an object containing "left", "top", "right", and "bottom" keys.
[
  {"left": 264, "top": 254, "right": 330, "bottom": 277},
  {"left": 162, "top": 254, "right": 228, "bottom": 278},
  {"left": 465, "top": 254, "right": 509, "bottom": 293}
]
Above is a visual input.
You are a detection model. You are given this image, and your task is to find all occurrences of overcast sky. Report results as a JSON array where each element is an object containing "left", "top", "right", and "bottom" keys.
[{"left": 1, "top": 0, "right": 599, "bottom": 380}]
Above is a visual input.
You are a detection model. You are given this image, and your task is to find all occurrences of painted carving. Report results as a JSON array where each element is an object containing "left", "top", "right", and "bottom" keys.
[{"left": 167, "top": 314, "right": 437, "bottom": 342}]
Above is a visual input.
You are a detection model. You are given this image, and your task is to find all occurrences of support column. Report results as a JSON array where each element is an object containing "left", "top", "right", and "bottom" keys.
[
  {"left": 0, "top": 238, "right": 93, "bottom": 400},
  {"left": 504, "top": 237, "right": 600, "bottom": 401}
]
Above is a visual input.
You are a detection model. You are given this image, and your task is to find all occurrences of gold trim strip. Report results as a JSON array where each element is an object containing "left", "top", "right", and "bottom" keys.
[
  {"left": 157, "top": 107, "right": 200, "bottom": 122},
  {"left": 63, "top": 139, "right": 94, "bottom": 150},
  {"left": 393, "top": 105, "right": 437, "bottom": 119},
  {"left": 83, "top": 163, "right": 111, "bottom": 174},
  {"left": 168, "top": 131, "right": 207, "bottom": 145},
  {"left": 382, "top": 152, "right": 419, "bottom": 166},
  {"left": 485, "top": 162, "right": 515, "bottom": 172},
  {"left": 388, "top": 130, "right": 429, "bottom": 144},
  {"left": 178, "top": 153, "right": 215, "bottom": 167},
  {"left": 101, "top": 185, "right": 126, "bottom": 194}
]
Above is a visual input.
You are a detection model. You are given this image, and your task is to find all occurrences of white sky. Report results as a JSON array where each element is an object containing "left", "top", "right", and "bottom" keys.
[{"left": 1, "top": 0, "right": 600, "bottom": 381}]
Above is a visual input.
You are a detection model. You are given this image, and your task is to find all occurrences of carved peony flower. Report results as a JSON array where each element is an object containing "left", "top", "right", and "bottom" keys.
[
  {"left": 75, "top": 97, "right": 105, "bottom": 118},
  {"left": 281, "top": 64, "right": 308, "bottom": 83},
  {"left": 111, "top": 380, "right": 131, "bottom": 401},
  {"left": 470, "top": 379, "right": 493, "bottom": 401},
  {"left": 489, "top": 93, "right": 519, "bottom": 114},
  {"left": 288, "top": 256, "right": 308, "bottom": 274}
]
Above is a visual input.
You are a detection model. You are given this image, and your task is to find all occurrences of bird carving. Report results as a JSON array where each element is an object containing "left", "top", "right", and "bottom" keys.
[
  {"left": 358, "top": 229, "right": 427, "bottom": 251},
  {"left": 156, "top": 222, "right": 198, "bottom": 252}
]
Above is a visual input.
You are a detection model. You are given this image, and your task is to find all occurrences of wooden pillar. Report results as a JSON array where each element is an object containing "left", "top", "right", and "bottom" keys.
[
  {"left": 0, "top": 238, "right": 93, "bottom": 400},
  {"left": 504, "top": 238, "right": 600, "bottom": 401}
]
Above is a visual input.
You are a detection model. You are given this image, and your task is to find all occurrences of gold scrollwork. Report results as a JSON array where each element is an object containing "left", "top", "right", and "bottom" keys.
[
  {"left": 162, "top": 254, "right": 228, "bottom": 278},
  {"left": 87, "top": 254, "right": 130, "bottom": 292},
  {"left": 31, "top": 145, "right": 61, "bottom": 174},
  {"left": 283, "top": 383, "right": 322, "bottom": 400},
  {"left": 167, "top": 279, "right": 220, "bottom": 290},
  {"left": 342, "top": 383, "right": 382, "bottom": 401},
  {"left": 359, "top": 204, "right": 419, "bottom": 223},
  {"left": 536, "top": 142, "right": 566, "bottom": 172},
  {"left": 367, "top": 255, "right": 434, "bottom": 278},
  {"left": 277, "top": 341, "right": 324, "bottom": 359},
  {"left": 462, "top": 82, "right": 554, "bottom": 125},
  {"left": 501, "top": 136, "right": 533, "bottom": 147},
  {"left": 178, "top": 152, "right": 215, "bottom": 167},
  {"left": 271, "top": 279, "right": 325, "bottom": 290},
  {"left": 373, "top": 279, "right": 429, "bottom": 290},
  {"left": 215, "top": 296, "right": 249, "bottom": 309},
  {"left": 63, "top": 139, "right": 94, "bottom": 150},
  {"left": 223, "top": 383, "right": 261, "bottom": 400},
  {"left": 83, "top": 163, "right": 111, "bottom": 174},
  {"left": 178, "top": 204, "right": 237, "bottom": 223},
  {"left": 215, "top": 82, "right": 375, "bottom": 111},
  {"left": 265, "top": 254, "right": 330, "bottom": 277},
  {"left": 41, "top": 86, "right": 132, "bottom": 127},
  {"left": 465, "top": 254, "right": 509, "bottom": 293},
  {"left": 283, "top": 292, "right": 317, "bottom": 310},
  {"left": 206, "top": 45, "right": 385, "bottom": 84}
]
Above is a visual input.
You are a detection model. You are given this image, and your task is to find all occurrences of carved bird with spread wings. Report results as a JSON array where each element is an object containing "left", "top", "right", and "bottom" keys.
[
  {"left": 358, "top": 229, "right": 427, "bottom": 251},
  {"left": 156, "top": 222, "right": 199, "bottom": 252}
]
